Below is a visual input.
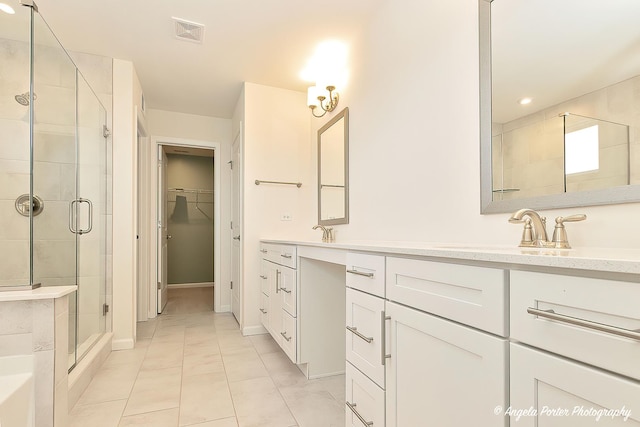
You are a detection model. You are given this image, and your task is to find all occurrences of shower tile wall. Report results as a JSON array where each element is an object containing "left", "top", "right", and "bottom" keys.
[{"left": 0, "top": 38, "right": 31, "bottom": 286}]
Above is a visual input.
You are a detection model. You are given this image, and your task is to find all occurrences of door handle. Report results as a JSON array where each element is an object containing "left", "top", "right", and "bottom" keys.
[
  {"left": 167, "top": 234, "right": 172, "bottom": 240},
  {"left": 69, "top": 198, "right": 93, "bottom": 235},
  {"left": 233, "top": 235, "right": 241, "bottom": 241}
]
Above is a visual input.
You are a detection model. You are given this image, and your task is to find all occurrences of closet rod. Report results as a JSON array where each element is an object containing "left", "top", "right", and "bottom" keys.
[
  {"left": 254, "top": 180, "right": 302, "bottom": 188},
  {"left": 168, "top": 188, "right": 214, "bottom": 194}
]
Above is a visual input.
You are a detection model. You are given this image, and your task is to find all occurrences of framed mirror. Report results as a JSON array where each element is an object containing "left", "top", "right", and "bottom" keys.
[
  {"left": 480, "top": 0, "right": 640, "bottom": 213},
  {"left": 318, "top": 107, "right": 349, "bottom": 225}
]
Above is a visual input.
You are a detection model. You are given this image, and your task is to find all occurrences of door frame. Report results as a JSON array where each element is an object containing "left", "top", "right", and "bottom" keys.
[
  {"left": 145, "top": 136, "right": 223, "bottom": 317},
  {"left": 136, "top": 113, "right": 151, "bottom": 321},
  {"left": 230, "top": 129, "right": 243, "bottom": 326}
]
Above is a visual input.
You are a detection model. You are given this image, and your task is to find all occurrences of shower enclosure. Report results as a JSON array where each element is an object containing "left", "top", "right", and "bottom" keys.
[{"left": 1, "top": 0, "right": 110, "bottom": 370}]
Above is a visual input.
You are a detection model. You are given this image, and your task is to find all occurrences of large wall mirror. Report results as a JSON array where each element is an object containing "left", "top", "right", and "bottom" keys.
[
  {"left": 480, "top": 0, "right": 640, "bottom": 213},
  {"left": 318, "top": 107, "right": 349, "bottom": 225}
]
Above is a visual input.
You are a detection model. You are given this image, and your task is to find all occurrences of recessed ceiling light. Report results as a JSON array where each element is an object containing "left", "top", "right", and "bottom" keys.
[
  {"left": 0, "top": 3, "right": 16, "bottom": 14},
  {"left": 518, "top": 97, "right": 533, "bottom": 105}
]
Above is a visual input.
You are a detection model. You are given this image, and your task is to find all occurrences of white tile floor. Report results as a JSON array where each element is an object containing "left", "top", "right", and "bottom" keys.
[{"left": 69, "top": 288, "right": 346, "bottom": 427}]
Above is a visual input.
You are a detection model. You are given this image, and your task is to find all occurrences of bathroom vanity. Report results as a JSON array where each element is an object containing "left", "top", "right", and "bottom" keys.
[{"left": 259, "top": 240, "right": 640, "bottom": 426}]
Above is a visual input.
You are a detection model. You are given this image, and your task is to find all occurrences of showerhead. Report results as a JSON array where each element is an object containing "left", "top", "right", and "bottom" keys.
[{"left": 15, "top": 92, "right": 36, "bottom": 106}]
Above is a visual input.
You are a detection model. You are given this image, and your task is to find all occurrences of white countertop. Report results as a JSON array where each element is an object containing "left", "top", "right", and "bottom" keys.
[
  {"left": 261, "top": 239, "right": 640, "bottom": 275},
  {"left": 0, "top": 285, "right": 77, "bottom": 302}
]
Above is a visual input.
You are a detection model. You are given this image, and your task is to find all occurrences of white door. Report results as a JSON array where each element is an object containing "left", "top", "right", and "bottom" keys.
[
  {"left": 385, "top": 301, "right": 508, "bottom": 427},
  {"left": 510, "top": 343, "right": 640, "bottom": 426},
  {"left": 157, "top": 146, "right": 169, "bottom": 313},
  {"left": 231, "top": 131, "right": 241, "bottom": 323}
]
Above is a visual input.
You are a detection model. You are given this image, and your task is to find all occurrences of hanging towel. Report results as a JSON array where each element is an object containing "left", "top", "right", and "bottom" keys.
[{"left": 171, "top": 195, "right": 189, "bottom": 222}]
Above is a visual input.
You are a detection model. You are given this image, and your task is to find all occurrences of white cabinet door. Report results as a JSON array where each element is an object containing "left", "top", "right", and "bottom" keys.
[
  {"left": 266, "top": 261, "right": 282, "bottom": 341},
  {"left": 346, "top": 362, "right": 385, "bottom": 427},
  {"left": 510, "top": 343, "right": 640, "bottom": 426},
  {"left": 346, "top": 288, "right": 385, "bottom": 388},
  {"left": 385, "top": 301, "right": 508, "bottom": 427},
  {"left": 279, "top": 265, "right": 297, "bottom": 317}
]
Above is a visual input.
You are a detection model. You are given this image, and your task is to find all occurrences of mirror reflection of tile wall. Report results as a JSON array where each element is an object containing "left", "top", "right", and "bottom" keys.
[{"left": 492, "top": 75, "right": 637, "bottom": 201}]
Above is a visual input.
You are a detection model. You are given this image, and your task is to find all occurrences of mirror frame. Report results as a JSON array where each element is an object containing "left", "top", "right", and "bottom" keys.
[
  {"left": 317, "top": 107, "right": 349, "bottom": 226},
  {"left": 479, "top": 0, "right": 640, "bottom": 214}
]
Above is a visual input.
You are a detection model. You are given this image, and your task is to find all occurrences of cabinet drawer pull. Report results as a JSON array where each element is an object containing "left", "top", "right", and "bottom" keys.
[
  {"left": 260, "top": 275, "right": 267, "bottom": 279},
  {"left": 281, "top": 254, "right": 292, "bottom": 259},
  {"left": 276, "top": 270, "right": 280, "bottom": 293},
  {"left": 281, "top": 287, "right": 292, "bottom": 294},
  {"left": 346, "top": 326, "right": 374, "bottom": 343},
  {"left": 527, "top": 307, "right": 640, "bottom": 342},
  {"left": 346, "top": 402, "right": 374, "bottom": 426},
  {"left": 260, "top": 308, "right": 267, "bottom": 314},
  {"left": 280, "top": 331, "right": 292, "bottom": 342},
  {"left": 347, "top": 269, "right": 374, "bottom": 278},
  {"left": 260, "top": 249, "right": 267, "bottom": 253},
  {"left": 381, "top": 311, "right": 391, "bottom": 365}
]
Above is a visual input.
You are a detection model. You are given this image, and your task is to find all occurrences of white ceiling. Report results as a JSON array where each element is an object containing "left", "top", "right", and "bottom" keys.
[{"left": 33, "top": 0, "right": 382, "bottom": 119}]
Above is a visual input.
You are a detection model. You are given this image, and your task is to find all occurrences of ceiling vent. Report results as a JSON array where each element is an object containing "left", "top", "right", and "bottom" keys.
[{"left": 173, "top": 17, "right": 205, "bottom": 43}]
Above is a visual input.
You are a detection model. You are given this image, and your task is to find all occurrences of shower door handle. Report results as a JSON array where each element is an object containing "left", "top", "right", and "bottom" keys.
[
  {"left": 78, "top": 198, "right": 93, "bottom": 235},
  {"left": 69, "top": 198, "right": 93, "bottom": 235}
]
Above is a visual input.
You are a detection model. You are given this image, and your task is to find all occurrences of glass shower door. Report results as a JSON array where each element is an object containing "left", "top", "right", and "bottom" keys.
[
  {"left": 30, "top": 9, "right": 80, "bottom": 368},
  {"left": 75, "top": 72, "right": 107, "bottom": 364}
]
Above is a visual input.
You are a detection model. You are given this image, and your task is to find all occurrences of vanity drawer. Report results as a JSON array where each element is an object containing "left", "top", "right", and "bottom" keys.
[
  {"left": 346, "top": 361, "right": 385, "bottom": 427},
  {"left": 346, "top": 252, "right": 386, "bottom": 298},
  {"left": 280, "top": 311, "right": 297, "bottom": 363},
  {"left": 260, "top": 293, "right": 269, "bottom": 330},
  {"left": 511, "top": 270, "right": 640, "bottom": 380},
  {"left": 346, "top": 288, "right": 385, "bottom": 388},
  {"left": 259, "top": 259, "right": 269, "bottom": 295},
  {"left": 386, "top": 257, "right": 508, "bottom": 336},
  {"left": 261, "top": 243, "right": 297, "bottom": 268}
]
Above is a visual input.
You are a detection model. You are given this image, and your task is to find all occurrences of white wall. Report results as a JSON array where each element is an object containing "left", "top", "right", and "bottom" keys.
[
  {"left": 112, "top": 59, "right": 145, "bottom": 350},
  {"left": 146, "top": 109, "right": 233, "bottom": 309},
  {"left": 313, "top": 0, "right": 640, "bottom": 248},
  {"left": 239, "top": 82, "right": 313, "bottom": 333}
]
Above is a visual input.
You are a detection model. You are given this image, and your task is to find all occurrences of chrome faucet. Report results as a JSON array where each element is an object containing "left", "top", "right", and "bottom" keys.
[
  {"left": 312, "top": 225, "right": 334, "bottom": 243},
  {"left": 509, "top": 208, "right": 549, "bottom": 247},
  {"left": 509, "top": 208, "right": 586, "bottom": 249}
]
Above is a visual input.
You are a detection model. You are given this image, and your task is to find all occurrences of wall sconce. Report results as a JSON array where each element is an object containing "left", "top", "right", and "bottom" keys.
[{"left": 307, "top": 84, "right": 339, "bottom": 118}]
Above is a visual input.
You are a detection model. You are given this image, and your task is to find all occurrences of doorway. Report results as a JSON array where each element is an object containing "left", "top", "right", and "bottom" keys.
[
  {"left": 164, "top": 146, "right": 215, "bottom": 313},
  {"left": 139, "top": 136, "right": 224, "bottom": 321}
]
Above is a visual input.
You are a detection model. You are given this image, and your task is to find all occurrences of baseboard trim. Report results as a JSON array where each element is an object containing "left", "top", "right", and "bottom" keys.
[
  {"left": 168, "top": 282, "right": 214, "bottom": 289},
  {"left": 111, "top": 338, "right": 135, "bottom": 351},
  {"left": 242, "top": 325, "right": 268, "bottom": 336}
]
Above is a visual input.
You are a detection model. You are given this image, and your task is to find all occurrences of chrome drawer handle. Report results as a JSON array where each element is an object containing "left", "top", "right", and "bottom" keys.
[
  {"left": 280, "top": 331, "right": 292, "bottom": 342},
  {"left": 280, "top": 254, "right": 292, "bottom": 259},
  {"left": 381, "top": 311, "right": 391, "bottom": 365},
  {"left": 346, "top": 269, "right": 374, "bottom": 278},
  {"left": 346, "top": 402, "right": 373, "bottom": 426},
  {"left": 260, "top": 308, "right": 267, "bottom": 314},
  {"left": 346, "top": 326, "right": 373, "bottom": 343},
  {"left": 260, "top": 275, "right": 267, "bottom": 279},
  {"left": 527, "top": 307, "right": 640, "bottom": 342},
  {"left": 260, "top": 249, "right": 267, "bottom": 253}
]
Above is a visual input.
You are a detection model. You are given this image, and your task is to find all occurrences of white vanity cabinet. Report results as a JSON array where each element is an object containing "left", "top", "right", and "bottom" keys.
[
  {"left": 385, "top": 257, "right": 508, "bottom": 427},
  {"left": 259, "top": 243, "right": 298, "bottom": 363},
  {"left": 509, "top": 270, "right": 640, "bottom": 425}
]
